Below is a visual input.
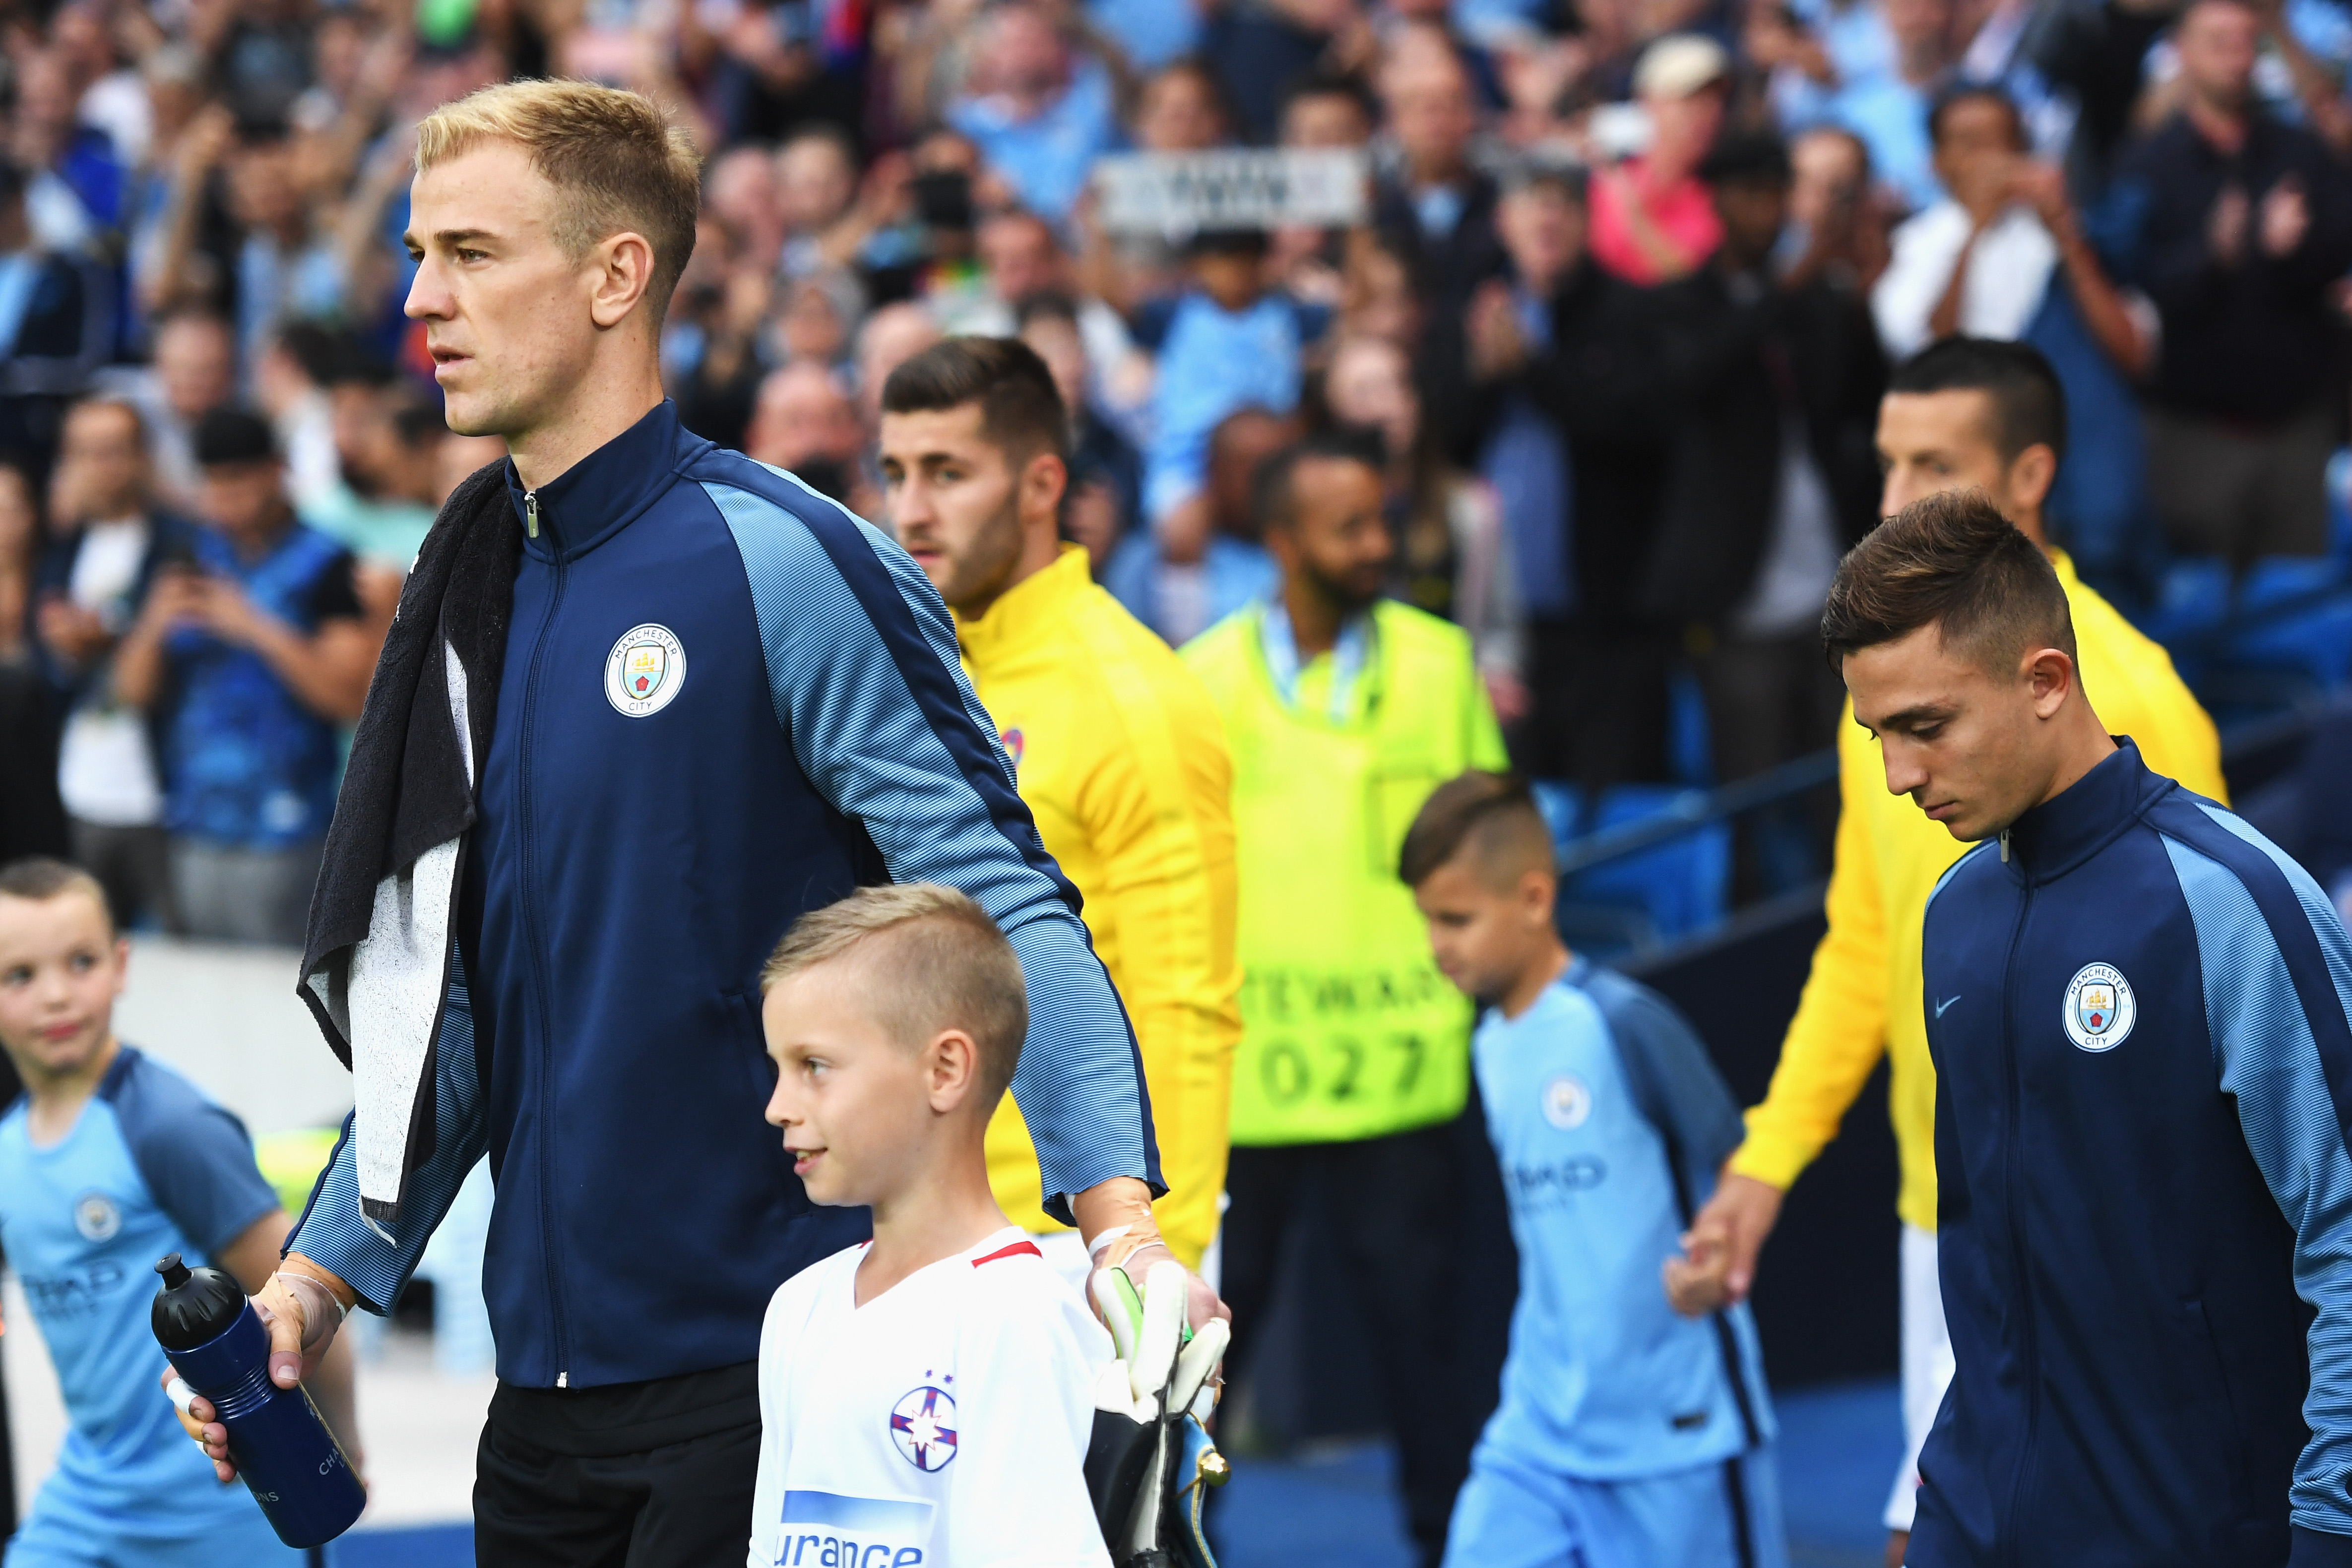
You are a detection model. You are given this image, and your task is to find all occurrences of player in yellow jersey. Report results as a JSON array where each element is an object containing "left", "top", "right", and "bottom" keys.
[
  {"left": 877, "top": 336, "right": 1241, "bottom": 1296},
  {"left": 1674, "top": 339, "right": 2226, "bottom": 1568}
]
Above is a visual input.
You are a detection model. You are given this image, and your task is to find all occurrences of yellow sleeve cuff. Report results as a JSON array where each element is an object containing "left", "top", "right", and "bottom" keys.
[{"left": 1726, "top": 1121, "right": 1816, "bottom": 1193}]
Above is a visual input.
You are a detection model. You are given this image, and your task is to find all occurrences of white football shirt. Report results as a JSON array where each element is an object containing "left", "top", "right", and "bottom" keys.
[{"left": 748, "top": 1226, "right": 1115, "bottom": 1568}]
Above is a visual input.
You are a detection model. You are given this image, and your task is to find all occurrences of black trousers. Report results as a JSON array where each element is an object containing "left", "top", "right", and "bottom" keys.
[
  {"left": 473, "top": 1361, "right": 762, "bottom": 1568},
  {"left": 1217, "top": 1108, "right": 1514, "bottom": 1568}
]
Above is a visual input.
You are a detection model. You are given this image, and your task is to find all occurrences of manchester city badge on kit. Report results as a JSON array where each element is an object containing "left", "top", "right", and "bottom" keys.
[
  {"left": 890, "top": 1383, "right": 959, "bottom": 1472},
  {"left": 72, "top": 1191, "right": 121, "bottom": 1243},
  {"left": 1542, "top": 1074, "right": 1592, "bottom": 1130},
  {"left": 604, "top": 624, "right": 686, "bottom": 718},
  {"left": 2062, "top": 963, "right": 2136, "bottom": 1052}
]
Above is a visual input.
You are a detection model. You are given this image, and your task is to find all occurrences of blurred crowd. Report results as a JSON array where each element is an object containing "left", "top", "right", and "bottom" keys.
[{"left": 4, "top": 0, "right": 2352, "bottom": 939}]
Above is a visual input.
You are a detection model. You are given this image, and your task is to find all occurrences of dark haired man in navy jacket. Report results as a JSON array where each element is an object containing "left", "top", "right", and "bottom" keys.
[{"left": 1827, "top": 489, "right": 2352, "bottom": 1567}]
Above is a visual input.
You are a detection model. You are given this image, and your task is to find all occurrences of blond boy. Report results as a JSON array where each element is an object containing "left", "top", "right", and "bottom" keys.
[{"left": 748, "top": 885, "right": 1110, "bottom": 1568}]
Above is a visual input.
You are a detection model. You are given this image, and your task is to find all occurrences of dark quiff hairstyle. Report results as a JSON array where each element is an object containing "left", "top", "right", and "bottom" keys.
[
  {"left": 880, "top": 336, "right": 1069, "bottom": 465},
  {"left": 1398, "top": 772, "right": 1558, "bottom": 888},
  {"left": 1821, "top": 490, "right": 2076, "bottom": 673},
  {"left": 1888, "top": 337, "right": 2067, "bottom": 464},
  {"left": 1251, "top": 424, "right": 1387, "bottom": 536}
]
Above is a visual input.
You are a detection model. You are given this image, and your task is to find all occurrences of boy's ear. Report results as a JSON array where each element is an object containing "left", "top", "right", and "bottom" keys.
[
  {"left": 1519, "top": 867, "right": 1558, "bottom": 925},
  {"left": 926, "top": 1027, "right": 983, "bottom": 1110}
]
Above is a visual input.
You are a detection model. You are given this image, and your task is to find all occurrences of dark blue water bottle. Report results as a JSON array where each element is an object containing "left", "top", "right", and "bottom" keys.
[{"left": 151, "top": 1253, "right": 367, "bottom": 1548}]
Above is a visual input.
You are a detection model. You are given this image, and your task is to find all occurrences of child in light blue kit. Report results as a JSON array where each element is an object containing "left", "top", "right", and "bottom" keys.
[
  {"left": 0, "top": 858, "right": 356, "bottom": 1568},
  {"left": 1404, "top": 775, "right": 1786, "bottom": 1568}
]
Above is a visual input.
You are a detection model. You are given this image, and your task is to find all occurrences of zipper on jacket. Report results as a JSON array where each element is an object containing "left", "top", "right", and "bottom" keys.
[
  {"left": 1998, "top": 877, "right": 2039, "bottom": 1566},
  {"left": 524, "top": 491, "right": 539, "bottom": 539},
  {"left": 515, "top": 537, "right": 572, "bottom": 1384}
]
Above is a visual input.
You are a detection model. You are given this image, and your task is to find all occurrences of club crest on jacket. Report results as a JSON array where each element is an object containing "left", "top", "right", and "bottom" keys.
[
  {"left": 2062, "top": 963, "right": 2135, "bottom": 1052},
  {"left": 604, "top": 624, "right": 687, "bottom": 718}
]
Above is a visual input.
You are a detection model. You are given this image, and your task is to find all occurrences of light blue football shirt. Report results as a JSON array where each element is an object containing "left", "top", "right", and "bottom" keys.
[
  {"left": 0, "top": 1045, "right": 295, "bottom": 1557},
  {"left": 1472, "top": 974, "right": 1774, "bottom": 1481}
]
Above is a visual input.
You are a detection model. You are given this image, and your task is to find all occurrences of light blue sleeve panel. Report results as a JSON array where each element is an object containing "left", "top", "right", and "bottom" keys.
[
  {"left": 110, "top": 1051, "right": 280, "bottom": 1255},
  {"left": 701, "top": 459, "right": 1159, "bottom": 1219},
  {"left": 288, "top": 951, "right": 491, "bottom": 1315},
  {"left": 2163, "top": 806, "right": 2352, "bottom": 1537}
]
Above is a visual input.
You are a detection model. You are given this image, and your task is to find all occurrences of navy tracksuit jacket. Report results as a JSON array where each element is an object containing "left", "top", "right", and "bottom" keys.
[
  {"left": 1913, "top": 741, "right": 2352, "bottom": 1567},
  {"left": 289, "top": 402, "right": 1157, "bottom": 1390}
]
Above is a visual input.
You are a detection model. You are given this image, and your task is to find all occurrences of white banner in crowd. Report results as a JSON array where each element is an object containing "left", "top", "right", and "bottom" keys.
[{"left": 1090, "top": 149, "right": 1372, "bottom": 237}]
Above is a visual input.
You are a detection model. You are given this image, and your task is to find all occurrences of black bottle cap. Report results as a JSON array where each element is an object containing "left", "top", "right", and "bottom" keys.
[{"left": 151, "top": 1253, "right": 249, "bottom": 1352}]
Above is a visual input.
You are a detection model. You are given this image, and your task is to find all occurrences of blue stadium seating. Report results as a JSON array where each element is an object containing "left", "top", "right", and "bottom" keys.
[{"left": 1530, "top": 782, "right": 1730, "bottom": 956}]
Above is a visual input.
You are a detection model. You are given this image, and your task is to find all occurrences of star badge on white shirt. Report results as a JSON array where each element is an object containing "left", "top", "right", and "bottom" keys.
[{"left": 890, "top": 1384, "right": 960, "bottom": 1472}]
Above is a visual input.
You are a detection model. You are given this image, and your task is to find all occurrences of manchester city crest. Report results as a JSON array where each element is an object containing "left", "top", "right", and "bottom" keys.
[
  {"left": 2062, "top": 963, "right": 2136, "bottom": 1052},
  {"left": 1542, "top": 1074, "right": 1592, "bottom": 1130},
  {"left": 604, "top": 624, "right": 686, "bottom": 718},
  {"left": 890, "top": 1384, "right": 958, "bottom": 1472},
  {"left": 73, "top": 1191, "right": 120, "bottom": 1242}
]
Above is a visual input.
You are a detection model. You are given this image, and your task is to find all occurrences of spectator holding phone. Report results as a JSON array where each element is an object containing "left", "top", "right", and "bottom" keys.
[{"left": 112, "top": 408, "right": 380, "bottom": 945}]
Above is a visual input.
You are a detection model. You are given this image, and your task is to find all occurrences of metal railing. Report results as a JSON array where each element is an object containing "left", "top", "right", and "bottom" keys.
[{"left": 1551, "top": 697, "right": 2335, "bottom": 938}]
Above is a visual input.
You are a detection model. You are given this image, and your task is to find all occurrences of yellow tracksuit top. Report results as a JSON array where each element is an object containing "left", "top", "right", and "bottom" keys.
[
  {"left": 954, "top": 546, "right": 1242, "bottom": 1268},
  {"left": 1727, "top": 550, "right": 2226, "bottom": 1233}
]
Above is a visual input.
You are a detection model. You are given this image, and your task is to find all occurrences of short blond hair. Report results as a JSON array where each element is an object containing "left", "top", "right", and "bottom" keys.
[
  {"left": 414, "top": 80, "right": 701, "bottom": 319},
  {"left": 761, "top": 885, "right": 1028, "bottom": 1101}
]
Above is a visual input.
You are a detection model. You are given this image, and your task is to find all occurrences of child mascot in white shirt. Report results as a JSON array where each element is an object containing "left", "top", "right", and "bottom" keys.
[{"left": 748, "top": 883, "right": 1227, "bottom": 1568}]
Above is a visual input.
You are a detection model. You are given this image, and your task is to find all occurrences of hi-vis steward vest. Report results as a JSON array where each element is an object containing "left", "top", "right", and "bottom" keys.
[{"left": 1183, "top": 600, "right": 1509, "bottom": 1145}]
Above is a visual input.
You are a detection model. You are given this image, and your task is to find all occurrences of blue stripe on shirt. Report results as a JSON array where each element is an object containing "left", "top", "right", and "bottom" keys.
[
  {"left": 693, "top": 451, "right": 1160, "bottom": 1213},
  {"left": 2155, "top": 796, "right": 2352, "bottom": 1539}
]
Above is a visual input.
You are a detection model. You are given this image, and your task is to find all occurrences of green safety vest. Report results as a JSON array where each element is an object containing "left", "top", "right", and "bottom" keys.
[{"left": 1183, "top": 601, "right": 1509, "bottom": 1145}]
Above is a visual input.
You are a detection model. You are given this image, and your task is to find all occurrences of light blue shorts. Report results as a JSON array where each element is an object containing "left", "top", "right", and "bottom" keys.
[
  {"left": 1443, "top": 1442, "right": 1788, "bottom": 1568},
  {"left": 4, "top": 1475, "right": 309, "bottom": 1568}
]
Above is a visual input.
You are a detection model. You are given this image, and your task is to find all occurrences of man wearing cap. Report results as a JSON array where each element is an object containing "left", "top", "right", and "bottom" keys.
[
  {"left": 1589, "top": 34, "right": 1732, "bottom": 284},
  {"left": 111, "top": 408, "right": 382, "bottom": 944}
]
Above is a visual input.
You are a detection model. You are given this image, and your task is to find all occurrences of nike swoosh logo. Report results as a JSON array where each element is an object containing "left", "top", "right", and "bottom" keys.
[{"left": 1936, "top": 996, "right": 1962, "bottom": 1018}]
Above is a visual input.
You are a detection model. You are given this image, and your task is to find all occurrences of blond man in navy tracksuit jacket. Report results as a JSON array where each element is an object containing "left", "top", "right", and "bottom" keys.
[{"left": 170, "top": 82, "right": 1214, "bottom": 1568}]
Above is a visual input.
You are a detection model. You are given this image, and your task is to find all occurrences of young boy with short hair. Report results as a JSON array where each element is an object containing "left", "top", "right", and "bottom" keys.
[
  {"left": 748, "top": 883, "right": 1113, "bottom": 1568},
  {"left": 1401, "top": 777, "right": 1787, "bottom": 1568},
  {"left": 0, "top": 857, "right": 355, "bottom": 1566}
]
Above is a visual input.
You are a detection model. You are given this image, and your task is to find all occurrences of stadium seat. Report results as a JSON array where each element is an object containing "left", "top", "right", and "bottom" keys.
[
  {"left": 1531, "top": 782, "right": 1731, "bottom": 956},
  {"left": 2140, "top": 556, "right": 2232, "bottom": 647},
  {"left": 2223, "top": 557, "right": 2352, "bottom": 691}
]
